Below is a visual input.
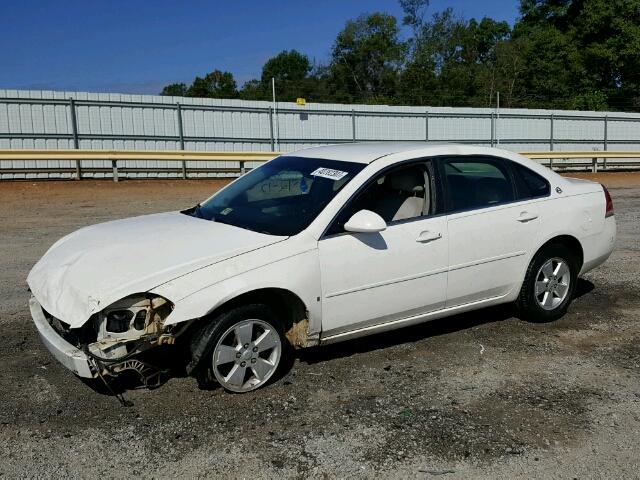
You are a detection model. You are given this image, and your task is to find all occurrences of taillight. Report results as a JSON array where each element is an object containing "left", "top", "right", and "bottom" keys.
[{"left": 602, "top": 184, "right": 614, "bottom": 218}]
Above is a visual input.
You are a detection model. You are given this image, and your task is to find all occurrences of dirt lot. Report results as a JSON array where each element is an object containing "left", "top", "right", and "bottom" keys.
[{"left": 0, "top": 172, "right": 639, "bottom": 479}]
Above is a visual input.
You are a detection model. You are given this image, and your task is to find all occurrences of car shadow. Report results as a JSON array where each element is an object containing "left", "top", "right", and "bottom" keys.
[
  {"left": 353, "top": 232, "right": 388, "bottom": 250},
  {"left": 297, "top": 278, "right": 594, "bottom": 365},
  {"left": 83, "top": 279, "right": 595, "bottom": 399}
]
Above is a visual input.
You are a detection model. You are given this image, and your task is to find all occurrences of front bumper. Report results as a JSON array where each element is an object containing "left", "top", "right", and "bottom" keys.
[{"left": 29, "top": 296, "right": 96, "bottom": 378}]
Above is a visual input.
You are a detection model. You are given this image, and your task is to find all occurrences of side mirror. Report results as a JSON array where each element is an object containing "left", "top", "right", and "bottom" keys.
[{"left": 344, "top": 210, "right": 387, "bottom": 233}]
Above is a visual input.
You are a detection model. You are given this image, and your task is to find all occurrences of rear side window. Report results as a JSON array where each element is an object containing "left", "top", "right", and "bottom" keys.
[
  {"left": 512, "top": 164, "right": 551, "bottom": 199},
  {"left": 442, "top": 158, "right": 514, "bottom": 212}
]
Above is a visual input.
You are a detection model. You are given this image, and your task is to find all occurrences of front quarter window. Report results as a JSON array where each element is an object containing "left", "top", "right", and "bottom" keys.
[{"left": 186, "top": 156, "right": 364, "bottom": 236}]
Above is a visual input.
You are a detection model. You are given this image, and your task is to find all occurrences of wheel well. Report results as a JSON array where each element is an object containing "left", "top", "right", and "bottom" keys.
[
  {"left": 539, "top": 235, "right": 584, "bottom": 270},
  {"left": 212, "top": 288, "right": 307, "bottom": 331}
]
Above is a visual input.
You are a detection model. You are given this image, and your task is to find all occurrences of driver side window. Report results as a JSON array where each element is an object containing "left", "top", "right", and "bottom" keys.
[{"left": 326, "top": 162, "right": 431, "bottom": 236}]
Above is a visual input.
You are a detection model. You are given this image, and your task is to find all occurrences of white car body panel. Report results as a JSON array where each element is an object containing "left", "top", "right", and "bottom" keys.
[
  {"left": 318, "top": 215, "right": 448, "bottom": 336},
  {"left": 446, "top": 199, "right": 541, "bottom": 306},
  {"left": 27, "top": 143, "right": 616, "bottom": 378},
  {"left": 27, "top": 211, "right": 285, "bottom": 328},
  {"left": 151, "top": 233, "right": 323, "bottom": 339}
]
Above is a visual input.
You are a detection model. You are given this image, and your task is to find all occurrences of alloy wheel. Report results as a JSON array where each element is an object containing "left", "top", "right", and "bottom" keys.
[
  {"left": 211, "top": 319, "right": 282, "bottom": 392},
  {"left": 535, "top": 257, "right": 571, "bottom": 311}
]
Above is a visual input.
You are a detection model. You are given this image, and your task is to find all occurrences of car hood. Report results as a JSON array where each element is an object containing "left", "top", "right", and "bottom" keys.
[{"left": 27, "top": 211, "right": 286, "bottom": 328}]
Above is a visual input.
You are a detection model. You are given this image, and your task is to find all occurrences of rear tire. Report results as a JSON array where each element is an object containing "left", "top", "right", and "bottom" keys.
[{"left": 516, "top": 243, "right": 578, "bottom": 323}]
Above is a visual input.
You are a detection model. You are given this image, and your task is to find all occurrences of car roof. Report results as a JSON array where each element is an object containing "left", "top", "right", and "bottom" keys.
[{"left": 284, "top": 142, "right": 521, "bottom": 165}]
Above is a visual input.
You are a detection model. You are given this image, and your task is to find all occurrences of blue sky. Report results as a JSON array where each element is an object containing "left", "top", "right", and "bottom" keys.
[{"left": 0, "top": 0, "right": 520, "bottom": 95}]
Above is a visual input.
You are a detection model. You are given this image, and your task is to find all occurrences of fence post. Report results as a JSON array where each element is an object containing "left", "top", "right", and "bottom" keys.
[
  {"left": 112, "top": 159, "right": 119, "bottom": 182},
  {"left": 425, "top": 111, "right": 429, "bottom": 142},
  {"left": 240, "top": 160, "right": 246, "bottom": 175},
  {"left": 351, "top": 110, "right": 356, "bottom": 142},
  {"left": 549, "top": 114, "right": 555, "bottom": 151},
  {"left": 592, "top": 157, "right": 598, "bottom": 173},
  {"left": 176, "top": 103, "right": 187, "bottom": 179},
  {"left": 68, "top": 98, "right": 81, "bottom": 180},
  {"left": 269, "top": 107, "right": 275, "bottom": 151},
  {"left": 490, "top": 113, "right": 495, "bottom": 147}
]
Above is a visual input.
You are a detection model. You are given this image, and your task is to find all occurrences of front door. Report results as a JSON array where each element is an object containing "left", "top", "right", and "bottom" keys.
[{"left": 318, "top": 161, "right": 448, "bottom": 338}]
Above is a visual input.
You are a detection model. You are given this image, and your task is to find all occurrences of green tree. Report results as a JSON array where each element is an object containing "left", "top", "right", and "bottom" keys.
[
  {"left": 238, "top": 79, "right": 268, "bottom": 101},
  {"left": 261, "top": 50, "right": 311, "bottom": 84},
  {"left": 159, "top": 0, "right": 640, "bottom": 111},
  {"left": 518, "top": 0, "right": 574, "bottom": 29},
  {"left": 399, "top": 0, "right": 431, "bottom": 33},
  {"left": 160, "top": 83, "right": 188, "bottom": 96},
  {"left": 514, "top": 0, "right": 640, "bottom": 110},
  {"left": 572, "top": 0, "right": 640, "bottom": 110},
  {"left": 400, "top": 8, "right": 511, "bottom": 107},
  {"left": 515, "top": 25, "right": 584, "bottom": 108},
  {"left": 329, "top": 13, "right": 406, "bottom": 103},
  {"left": 186, "top": 70, "right": 238, "bottom": 98},
  {"left": 260, "top": 50, "right": 318, "bottom": 101},
  {"left": 485, "top": 36, "right": 529, "bottom": 107}
]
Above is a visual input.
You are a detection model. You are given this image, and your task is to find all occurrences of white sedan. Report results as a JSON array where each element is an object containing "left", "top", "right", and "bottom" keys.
[{"left": 28, "top": 143, "right": 616, "bottom": 393}]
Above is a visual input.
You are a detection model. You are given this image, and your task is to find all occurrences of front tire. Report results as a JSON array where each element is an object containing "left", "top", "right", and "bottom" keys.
[
  {"left": 191, "top": 304, "right": 286, "bottom": 393},
  {"left": 516, "top": 244, "right": 578, "bottom": 323}
]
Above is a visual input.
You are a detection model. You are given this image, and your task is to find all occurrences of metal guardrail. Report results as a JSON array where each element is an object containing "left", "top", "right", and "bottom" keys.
[
  {"left": 1, "top": 149, "right": 639, "bottom": 182},
  {"left": 0, "top": 149, "right": 278, "bottom": 181},
  {"left": 520, "top": 151, "right": 640, "bottom": 172}
]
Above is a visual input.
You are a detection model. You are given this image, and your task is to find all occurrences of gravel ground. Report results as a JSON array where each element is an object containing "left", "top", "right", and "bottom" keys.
[{"left": 0, "top": 172, "right": 639, "bottom": 479}]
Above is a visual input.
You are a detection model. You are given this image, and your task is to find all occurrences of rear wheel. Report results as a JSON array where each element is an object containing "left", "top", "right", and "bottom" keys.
[
  {"left": 517, "top": 244, "right": 578, "bottom": 322},
  {"left": 191, "top": 304, "right": 286, "bottom": 393}
]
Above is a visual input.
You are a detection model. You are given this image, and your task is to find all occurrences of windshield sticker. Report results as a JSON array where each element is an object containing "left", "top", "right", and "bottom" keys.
[
  {"left": 311, "top": 167, "right": 348, "bottom": 181},
  {"left": 220, "top": 207, "right": 233, "bottom": 215}
]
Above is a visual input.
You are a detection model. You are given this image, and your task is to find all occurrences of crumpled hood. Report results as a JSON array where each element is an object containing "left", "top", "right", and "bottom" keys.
[{"left": 27, "top": 211, "right": 285, "bottom": 327}]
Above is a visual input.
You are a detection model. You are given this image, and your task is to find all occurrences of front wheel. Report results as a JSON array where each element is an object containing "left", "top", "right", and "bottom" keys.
[
  {"left": 516, "top": 244, "right": 578, "bottom": 323},
  {"left": 191, "top": 304, "right": 286, "bottom": 393}
]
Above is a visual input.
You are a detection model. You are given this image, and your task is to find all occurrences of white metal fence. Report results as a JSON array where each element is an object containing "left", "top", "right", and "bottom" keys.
[{"left": 2, "top": 89, "right": 640, "bottom": 179}]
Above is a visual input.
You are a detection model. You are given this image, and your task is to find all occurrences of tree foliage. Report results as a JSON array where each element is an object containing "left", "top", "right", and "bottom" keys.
[
  {"left": 186, "top": 70, "right": 237, "bottom": 98},
  {"left": 160, "top": 83, "right": 188, "bottom": 96},
  {"left": 161, "top": 0, "right": 640, "bottom": 111},
  {"left": 328, "top": 13, "right": 405, "bottom": 103}
]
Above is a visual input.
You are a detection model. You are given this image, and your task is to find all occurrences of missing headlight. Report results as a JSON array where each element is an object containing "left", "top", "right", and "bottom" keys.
[
  {"left": 106, "top": 310, "right": 135, "bottom": 333},
  {"left": 94, "top": 294, "right": 173, "bottom": 344},
  {"left": 83, "top": 294, "right": 176, "bottom": 380},
  {"left": 133, "top": 309, "right": 147, "bottom": 331}
]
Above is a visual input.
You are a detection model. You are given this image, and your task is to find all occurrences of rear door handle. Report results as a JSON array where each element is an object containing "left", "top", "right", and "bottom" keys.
[
  {"left": 416, "top": 231, "right": 442, "bottom": 243},
  {"left": 517, "top": 211, "right": 539, "bottom": 222}
]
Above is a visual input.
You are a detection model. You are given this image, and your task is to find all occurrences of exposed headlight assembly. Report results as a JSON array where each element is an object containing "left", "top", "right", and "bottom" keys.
[
  {"left": 89, "top": 294, "right": 174, "bottom": 360},
  {"left": 98, "top": 294, "right": 173, "bottom": 339}
]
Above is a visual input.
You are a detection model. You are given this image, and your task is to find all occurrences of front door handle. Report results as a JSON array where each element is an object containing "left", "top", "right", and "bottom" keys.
[
  {"left": 416, "top": 230, "right": 442, "bottom": 243},
  {"left": 517, "top": 211, "right": 539, "bottom": 223}
]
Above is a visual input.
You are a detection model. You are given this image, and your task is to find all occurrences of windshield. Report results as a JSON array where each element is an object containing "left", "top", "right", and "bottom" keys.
[{"left": 185, "top": 156, "right": 365, "bottom": 236}]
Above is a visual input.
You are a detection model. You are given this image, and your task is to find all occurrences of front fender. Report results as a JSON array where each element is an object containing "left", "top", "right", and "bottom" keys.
[{"left": 152, "top": 248, "right": 322, "bottom": 336}]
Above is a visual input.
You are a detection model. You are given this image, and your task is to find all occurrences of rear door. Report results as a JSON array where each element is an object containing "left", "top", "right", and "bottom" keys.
[{"left": 440, "top": 156, "right": 541, "bottom": 307}]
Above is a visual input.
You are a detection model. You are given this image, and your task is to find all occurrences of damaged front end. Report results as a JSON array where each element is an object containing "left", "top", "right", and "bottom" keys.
[{"left": 32, "top": 293, "right": 187, "bottom": 388}]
